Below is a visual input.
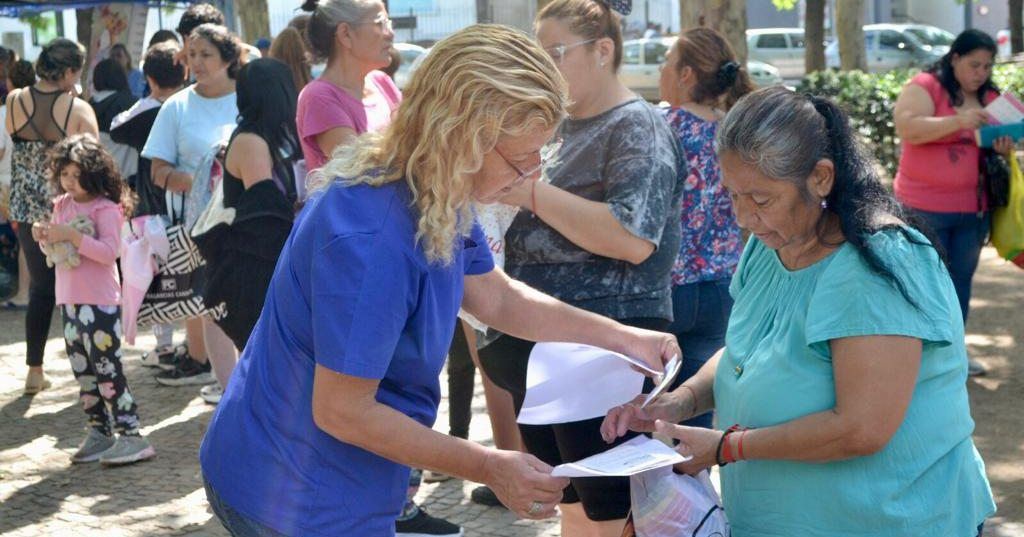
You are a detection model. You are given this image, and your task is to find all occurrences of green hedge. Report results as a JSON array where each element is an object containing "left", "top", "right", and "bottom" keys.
[{"left": 795, "top": 65, "right": 1024, "bottom": 179}]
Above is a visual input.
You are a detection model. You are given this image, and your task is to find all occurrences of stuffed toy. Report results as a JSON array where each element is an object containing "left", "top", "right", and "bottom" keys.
[{"left": 43, "top": 215, "right": 95, "bottom": 270}]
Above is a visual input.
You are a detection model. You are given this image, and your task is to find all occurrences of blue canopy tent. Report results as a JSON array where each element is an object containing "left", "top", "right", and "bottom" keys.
[{"left": 0, "top": 1, "right": 201, "bottom": 18}]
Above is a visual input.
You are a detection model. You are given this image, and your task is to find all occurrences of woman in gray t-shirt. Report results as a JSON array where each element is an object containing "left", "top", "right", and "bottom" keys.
[{"left": 477, "top": 1, "right": 683, "bottom": 534}]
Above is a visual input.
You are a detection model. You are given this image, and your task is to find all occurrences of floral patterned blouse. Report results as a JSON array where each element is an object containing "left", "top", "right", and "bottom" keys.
[{"left": 663, "top": 106, "right": 742, "bottom": 286}]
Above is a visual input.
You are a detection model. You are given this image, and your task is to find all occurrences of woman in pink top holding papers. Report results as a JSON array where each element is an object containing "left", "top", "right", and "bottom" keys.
[
  {"left": 33, "top": 134, "right": 155, "bottom": 465},
  {"left": 893, "top": 29, "right": 1014, "bottom": 376},
  {"left": 295, "top": 0, "right": 401, "bottom": 173}
]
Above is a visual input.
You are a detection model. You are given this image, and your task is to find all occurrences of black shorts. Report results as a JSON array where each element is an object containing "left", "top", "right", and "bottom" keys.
[{"left": 477, "top": 317, "right": 669, "bottom": 521}]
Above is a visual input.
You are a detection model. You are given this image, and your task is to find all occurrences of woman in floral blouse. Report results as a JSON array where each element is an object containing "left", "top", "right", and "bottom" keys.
[{"left": 660, "top": 27, "right": 753, "bottom": 427}]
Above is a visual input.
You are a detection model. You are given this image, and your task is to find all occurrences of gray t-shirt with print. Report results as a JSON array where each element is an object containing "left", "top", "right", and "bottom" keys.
[{"left": 505, "top": 98, "right": 684, "bottom": 321}]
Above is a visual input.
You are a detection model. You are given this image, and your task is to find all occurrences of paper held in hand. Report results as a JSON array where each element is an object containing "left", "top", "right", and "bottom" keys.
[
  {"left": 551, "top": 435, "right": 690, "bottom": 478},
  {"left": 517, "top": 342, "right": 654, "bottom": 425},
  {"left": 642, "top": 354, "right": 682, "bottom": 408},
  {"left": 985, "top": 92, "right": 1024, "bottom": 125}
]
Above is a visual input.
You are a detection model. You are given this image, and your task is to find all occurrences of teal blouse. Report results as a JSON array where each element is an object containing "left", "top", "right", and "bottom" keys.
[{"left": 715, "top": 228, "right": 995, "bottom": 537}]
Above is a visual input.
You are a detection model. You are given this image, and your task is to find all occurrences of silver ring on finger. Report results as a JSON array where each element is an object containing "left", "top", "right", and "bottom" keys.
[{"left": 528, "top": 501, "right": 543, "bottom": 516}]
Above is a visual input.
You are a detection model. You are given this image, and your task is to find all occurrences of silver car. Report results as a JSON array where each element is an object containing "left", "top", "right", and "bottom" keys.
[
  {"left": 746, "top": 28, "right": 807, "bottom": 80},
  {"left": 825, "top": 24, "right": 944, "bottom": 72},
  {"left": 619, "top": 37, "right": 783, "bottom": 102}
]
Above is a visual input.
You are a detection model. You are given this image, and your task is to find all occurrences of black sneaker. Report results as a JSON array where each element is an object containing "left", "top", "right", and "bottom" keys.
[
  {"left": 155, "top": 356, "right": 215, "bottom": 386},
  {"left": 140, "top": 344, "right": 187, "bottom": 371},
  {"left": 395, "top": 507, "right": 463, "bottom": 537},
  {"left": 470, "top": 485, "right": 504, "bottom": 508}
]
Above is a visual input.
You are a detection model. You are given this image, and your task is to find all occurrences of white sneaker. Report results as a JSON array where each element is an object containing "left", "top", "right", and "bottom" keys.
[
  {"left": 99, "top": 435, "right": 156, "bottom": 466},
  {"left": 200, "top": 384, "right": 223, "bottom": 405}
]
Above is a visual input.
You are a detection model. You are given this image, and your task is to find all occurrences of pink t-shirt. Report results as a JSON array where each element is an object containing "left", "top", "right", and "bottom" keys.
[
  {"left": 50, "top": 194, "right": 122, "bottom": 306},
  {"left": 894, "top": 72, "right": 997, "bottom": 213},
  {"left": 296, "top": 70, "right": 402, "bottom": 171}
]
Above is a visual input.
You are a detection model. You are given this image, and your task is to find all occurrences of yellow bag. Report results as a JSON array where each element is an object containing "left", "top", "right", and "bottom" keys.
[{"left": 991, "top": 154, "right": 1024, "bottom": 268}]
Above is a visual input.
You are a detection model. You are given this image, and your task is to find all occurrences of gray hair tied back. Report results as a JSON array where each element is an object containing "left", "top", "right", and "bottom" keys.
[{"left": 718, "top": 86, "right": 943, "bottom": 310}]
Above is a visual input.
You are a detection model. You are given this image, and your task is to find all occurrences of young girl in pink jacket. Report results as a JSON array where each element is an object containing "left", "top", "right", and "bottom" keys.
[{"left": 32, "top": 134, "right": 155, "bottom": 465}]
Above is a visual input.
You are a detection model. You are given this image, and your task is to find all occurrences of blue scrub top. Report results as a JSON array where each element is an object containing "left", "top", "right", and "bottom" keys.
[{"left": 199, "top": 179, "right": 494, "bottom": 536}]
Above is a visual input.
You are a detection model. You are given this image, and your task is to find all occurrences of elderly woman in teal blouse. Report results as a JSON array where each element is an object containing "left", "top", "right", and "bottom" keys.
[{"left": 602, "top": 87, "right": 995, "bottom": 537}]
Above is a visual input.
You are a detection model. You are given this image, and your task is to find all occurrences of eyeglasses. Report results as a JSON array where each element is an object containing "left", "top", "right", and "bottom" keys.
[
  {"left": 495, "top": 138, "right": 563, "bottom": 192},
  {"left": 354, "top": 13, "right": 393, "bottom": 32},
  {"left": 544, "top": 39, "right": 598, "bottom": 64}
]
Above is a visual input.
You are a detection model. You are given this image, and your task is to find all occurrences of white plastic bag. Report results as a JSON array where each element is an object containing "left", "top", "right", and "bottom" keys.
[{"left": 629, "top": 466, "right": 730, "bottom": 537}]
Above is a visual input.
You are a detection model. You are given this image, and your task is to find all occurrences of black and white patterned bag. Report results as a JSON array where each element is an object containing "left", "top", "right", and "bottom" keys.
[{"left": 136, "top": 197, "right": 224, "bottom": 326}]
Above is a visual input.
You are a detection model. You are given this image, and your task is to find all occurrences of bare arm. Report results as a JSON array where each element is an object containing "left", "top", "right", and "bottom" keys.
[
  {"left": 151, "top": 157, "right": 194, "bottom": 193},
  {"left": 225, "top": 133, "right": 274, "bottom": 189},
  {"left": 4, "top": 90, "right": 17, "bottom": 135},
  {"left": 462, "top": 268, "right": 679, "bottom": 372},
  {"left": 315, "top": 126, "right": 358, "bottom": 162},
  {"left": 500, "top": 180, "right": 655, "bottom": 265},
  {"left": 649, "top": 335, "right": 921, "bottom": 474},
  {"left": 67, "top": 98, "right": 99, "bottom": 139},
  {"left": 310, "top": 365, "right": 567, "bottom": 519},
  {"left": 894, "top": 84, "right": 985, "bottom": 145}
]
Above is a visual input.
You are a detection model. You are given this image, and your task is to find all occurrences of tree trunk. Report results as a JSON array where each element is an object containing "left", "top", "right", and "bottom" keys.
[
  {"left": 678, "top": 0, "right": 748, "bottom": 63},
  {"left": 835, "top": 0, "right": 866, "bottom": 71},
  {"left": 805, "top": 0, "right": 826, "bottom": 73},
  {"left": 235, "top": 0, "right": 270, "bottom": 43},
  {"left": 76, "top": 8, "right": 93, "bottom": 97},
  {"left": 1011, "top": 0, "right": 1023, "bottom": 55},
  {"left": 476, "top": 0, "right": 491, "bottom": 23}
]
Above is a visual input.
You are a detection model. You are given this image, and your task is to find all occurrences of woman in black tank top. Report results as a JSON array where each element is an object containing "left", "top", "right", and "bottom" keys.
[
  {"left": 193, "top": 59, "right": 299, "bottom": 353},
  {"left": 4, "top": 38, "right": 98, "bottom": 394}
]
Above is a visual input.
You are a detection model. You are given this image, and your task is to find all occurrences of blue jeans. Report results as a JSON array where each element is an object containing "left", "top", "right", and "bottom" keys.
[
  {"left": 205, "top": 477, "right": 289, "bottom": 537},
  {"left": 666, "top": 279, "right": 733, "bottom": 429},
  {"left": 914, "top": 210, "right": 990, "bottom": 322}
]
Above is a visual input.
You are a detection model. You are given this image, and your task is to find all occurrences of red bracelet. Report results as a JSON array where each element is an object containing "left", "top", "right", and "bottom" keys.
[
  {"left": 737, "top": 430, "right": 747, "bottom": 461},
  {"left": 721, "top": 430, "right": 736, "bottom": 464}
]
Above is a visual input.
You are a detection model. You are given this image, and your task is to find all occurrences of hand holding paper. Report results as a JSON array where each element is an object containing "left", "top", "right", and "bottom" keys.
[{"left": 551, "top": 435, "right": 689, "bottom": 477}]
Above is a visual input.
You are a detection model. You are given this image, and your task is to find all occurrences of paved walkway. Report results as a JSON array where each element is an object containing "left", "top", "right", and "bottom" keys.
[{"left": 1, "top": 247, "right": 1022, "bottom": 536}]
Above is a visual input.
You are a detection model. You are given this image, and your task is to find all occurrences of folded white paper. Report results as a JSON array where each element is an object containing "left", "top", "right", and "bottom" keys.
[
  {"left": 552, "top": 435, "right": 689, "bottom": 477},
  {"left": 642, "top": 355, "right": 682, "bottom": 408},
  {"left": 517, "top": 342, "right": 647, "bottom": 425}
]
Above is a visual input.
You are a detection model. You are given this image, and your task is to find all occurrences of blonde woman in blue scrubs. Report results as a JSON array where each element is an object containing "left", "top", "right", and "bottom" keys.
[{"left": 199, "top": 25, "right": 680, "bottom": 537}]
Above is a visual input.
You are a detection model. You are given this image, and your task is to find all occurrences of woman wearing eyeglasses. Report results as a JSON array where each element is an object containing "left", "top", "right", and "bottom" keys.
[
  {"left": 296, "top": 0, "right": 400, "bottom": 174},
  {"left": 476, "top": 1, "right": 683, "bottom": 535},
  {"left": 198, "top": 25, "right": 681, "bottom": 537}
]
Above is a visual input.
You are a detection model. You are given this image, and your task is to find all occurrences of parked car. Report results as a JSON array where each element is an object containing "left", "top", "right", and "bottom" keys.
[
  {"left": 393, "top": 42, "right": 426, "bottom": 89},
  {"left": 899, "top": 24, "right": 955, "bottom": 56},
  {"left": 619, "top": 37, "right": 783, "bottom": 102},
  {"left": 825, "top": 24, "right": 944, "bottom": 72},
  {"left": 746, "top": 27, "right": 807, "bottom": 79}
]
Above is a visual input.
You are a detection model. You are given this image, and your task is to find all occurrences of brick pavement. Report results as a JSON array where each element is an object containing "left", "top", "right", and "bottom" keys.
[{"left": 0, "top": 317, "right": 558, "bottom": 536}]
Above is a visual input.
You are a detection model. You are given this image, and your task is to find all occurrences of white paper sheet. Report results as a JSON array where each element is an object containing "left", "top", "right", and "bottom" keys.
[
  {"left": 516, "top": 342, "right": 647, "bottom": 425},
  {"left": 551, "top": 435, "right": 689, "bottom": 477},
  {"left": 985, "top": 93, "right": 1024, "bottom": 124},
  {"left": 642, "top": 355, "right": 682, "bottom": 408}
]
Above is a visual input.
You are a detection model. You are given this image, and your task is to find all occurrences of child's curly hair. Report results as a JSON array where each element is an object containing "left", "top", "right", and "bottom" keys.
[{"left": 48, "top": 134, "right": 134, "bottom": 214}]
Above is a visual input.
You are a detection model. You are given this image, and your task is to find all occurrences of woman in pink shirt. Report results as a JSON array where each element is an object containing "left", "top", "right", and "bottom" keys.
[
  {"left": 32, "top": 134, "right": 155, "bottom": 465},
  {"left": 296, "top": 0, "right": 401, "bottom": 174},
  {"left": 893, "top": 29, "right": 1013, "bottom": 376}
]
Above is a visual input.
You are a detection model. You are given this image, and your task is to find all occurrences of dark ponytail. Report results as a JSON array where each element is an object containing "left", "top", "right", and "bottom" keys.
[{"left": 673, "top": 27, "right": 754, "bottom": 110}]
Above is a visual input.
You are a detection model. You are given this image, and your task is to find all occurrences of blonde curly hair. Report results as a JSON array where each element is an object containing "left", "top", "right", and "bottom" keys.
[{"left": 313, "top": 24, "right": 568, "bottom": 265}]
